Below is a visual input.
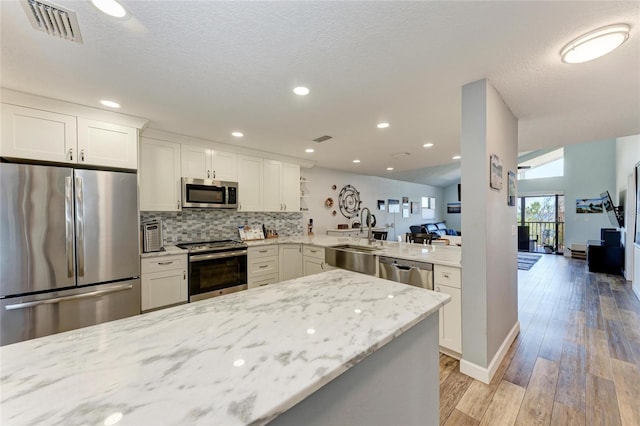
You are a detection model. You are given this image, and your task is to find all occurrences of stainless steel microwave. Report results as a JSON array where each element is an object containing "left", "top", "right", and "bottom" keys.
[{"left": 181, "top": 178, "right": 238, "bottom": 209}]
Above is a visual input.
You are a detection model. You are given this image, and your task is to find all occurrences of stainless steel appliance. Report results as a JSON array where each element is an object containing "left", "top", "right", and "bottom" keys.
[
  {"left": 324, "top": 244, "right": 380, "bottom": 275},
  {"left": 142, "top": 221, "right": 163, "bottom": 253},
  {"left": 181, "top": 178, "right": 238, "bottom": 209},
  {"left": 379, "top": 256, "right": 434, "bottom": 290},
  {"left": 0, "top": 162, "right": 141, "bottom": 346},
  {"left": 176, "top": 240, "right": 247, "bottom": 301}
]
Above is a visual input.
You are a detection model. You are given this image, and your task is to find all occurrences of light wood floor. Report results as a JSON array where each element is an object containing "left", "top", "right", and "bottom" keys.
[{"left": 440, "top": 254, "right": 640, "bottom": 426}]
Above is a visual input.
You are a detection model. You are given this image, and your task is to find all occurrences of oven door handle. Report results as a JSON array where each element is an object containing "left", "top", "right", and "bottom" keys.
[{"left": 189, "top": 250, "right": 248, "bottom": 262}]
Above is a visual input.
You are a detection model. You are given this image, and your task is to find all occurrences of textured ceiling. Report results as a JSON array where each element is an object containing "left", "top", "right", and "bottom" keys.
[{"left": 1, "top": 1, "right": 638, "bottom": 186}]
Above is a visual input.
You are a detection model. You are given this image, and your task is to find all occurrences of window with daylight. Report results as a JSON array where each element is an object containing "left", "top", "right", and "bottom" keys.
[
  {"left": 421, "top": 197, "right": 436, "bottom": 220},
  {"left": 518, "top": 148, "right": 564, "bottom": 180}
]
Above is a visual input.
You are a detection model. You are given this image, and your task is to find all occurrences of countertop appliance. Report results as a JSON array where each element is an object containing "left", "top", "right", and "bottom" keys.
[
  {"left": 378, "top": 256, "right": 434, "bottom": 290},
  {"left": 176, "top": 240, "right": 247, "bottom": 301},
  {"left": 181, "top": 177, "right": 238, "bottom": 209},
  {"left": 142, "top": 221, "right": 163, "bottom": 253},
  {"left": 0, "top": 162, "right": 141, "bottom": 346}
]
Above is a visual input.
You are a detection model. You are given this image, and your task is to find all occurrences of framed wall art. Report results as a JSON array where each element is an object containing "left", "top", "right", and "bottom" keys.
[
  {"left": 490, "top": 154, "right": 503, "bottom": 190},
  {"left": 507, "top": 170, "right": 516, "bottom": 206}
]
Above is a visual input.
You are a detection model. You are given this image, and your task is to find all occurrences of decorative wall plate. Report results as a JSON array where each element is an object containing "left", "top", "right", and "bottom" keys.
[
  {"left": 325, "top": 198, "right": 334, "bottom": 208},
  {"left": 332, "top": 185, "right": 337, "bottom": 190},
  {"left": 338, "top": 184, "right": 361, "bottom": 219},
  {"left": 332, "top": 211, "right": 337, "bottom": 216}
]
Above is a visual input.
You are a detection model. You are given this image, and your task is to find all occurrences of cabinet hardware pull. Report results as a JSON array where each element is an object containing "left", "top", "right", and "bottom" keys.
[
  {"left": 158, "top": 261, "right": 174, "bottom": 265},
  {"left": 310, "top": 250, "right": 317, "bottom": 253},
  {"left": 436, "top": 286, "right": 441, "bottom": 292},
  {"left": 183, "top": 271, "right": 186, "bottom": 279},
  {"left": 259, "top": 249, "right": 267, "bottom": 253},
  {"left": 177, "top": 200, "right": 180, "bottom": 209},
  {"left": 207, "top": 170, "right": 210, "bottom": 178},
  {"left": 80, "top": 149, "right": 85, "bottom": 162},
  {"left": 259, "top": 265, "right": 268, "bottom": 269},
  {"left": 68, "top": 148, "right": 73, "bottom": 161},
  {"left": 443, "top": 273, "right": 450, "bottom": 278},
  {"left": 213, "top": 171, "right": 216, "bottom": 178}
]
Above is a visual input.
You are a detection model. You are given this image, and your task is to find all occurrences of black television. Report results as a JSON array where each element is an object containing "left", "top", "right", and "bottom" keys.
[{"left": 601, "top": 190, "right": 623, "bottom": 228}]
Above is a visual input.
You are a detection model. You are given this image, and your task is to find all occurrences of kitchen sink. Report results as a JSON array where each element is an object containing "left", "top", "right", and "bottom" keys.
[{"left": 325, "top": 244, "right": 381, "bottom": 275}]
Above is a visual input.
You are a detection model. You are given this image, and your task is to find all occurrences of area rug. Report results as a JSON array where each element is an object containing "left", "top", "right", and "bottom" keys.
[{"left": 518, "top": 253, "right": 542, "bottom": 270}]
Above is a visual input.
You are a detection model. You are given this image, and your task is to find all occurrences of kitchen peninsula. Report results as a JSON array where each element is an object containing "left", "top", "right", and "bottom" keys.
[{"left": 0, "top": 269, "right": 449, "bottom": 425}]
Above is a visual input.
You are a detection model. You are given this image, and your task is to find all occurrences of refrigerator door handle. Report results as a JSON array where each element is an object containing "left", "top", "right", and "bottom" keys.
[
  {"left": 4, "top": 284, "right": 134, "bottom": 311},
  {"left": 75, "top": 176, "right": 85, "bottom": 277},
  {"left": 65, "top": 177, "right": 74, "bottom": 277}
]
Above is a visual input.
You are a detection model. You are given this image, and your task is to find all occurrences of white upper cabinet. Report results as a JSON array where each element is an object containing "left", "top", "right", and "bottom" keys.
[
  {"left": 211, "top": 150, "right": 237, "bottom": 181},
  {"left": 181, "top": 144, "right": 237, "bottom": 181},
  {"left": 77, "top": 118, "right": 137, "bottom": 170},
  {"left": 140, "top": 138, "right": 182, "bottom": 211},
  {"left": 181, "top": 145, "right": 209, "bottom": 179},
  {"left": 1, "top": 104, "right": 76, "bottom": 163},
  {"left": 237, "top": 154, "right": 263, "bottom": 211},
  {"left": 282, "top": 162, "right": 300, "bottom": 212},
  {"left": 262, "top": 160, "right": 283, "bottom": 212},
  {"left": 1, "top": 104, "right": 138, "bottom": 169}
]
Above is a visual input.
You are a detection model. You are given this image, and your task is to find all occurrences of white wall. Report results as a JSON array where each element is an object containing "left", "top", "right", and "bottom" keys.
[
  {"left": 616, "top": 134, "right": 640, "bottom": 284},
  {"left": 460, "top": 79, "right": 518, "bottom": 375},
  {"left": 300, "top": 167, "right": 443, "bottom": 241}
]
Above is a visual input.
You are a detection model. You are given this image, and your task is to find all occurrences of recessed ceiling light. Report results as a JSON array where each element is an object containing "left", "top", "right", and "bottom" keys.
[
  {"left": 99, "top": 99, "right": 120, "bottom": 108},
  {"left": 452, "top": 155, "right": 461, "bottom": 160},
  {"left": 293, "top": 86, "right": 310, "bottom": 96},
  {"left": 305, "top": 148, "right": 315, "bottom": 153},
  {"left": 91, "top": 0, "right": 127, "bottom": 18},
  {"left": 377, "top": 122, "right": 390, "bottom": 129},
  {"left": 231, "top": 132, "right": 243, "bottom": 137},
  {"left": 386, "top": 167, "right": 394, "bottom": 171},
  {"left": 561, "top": 24, "right": 630, "bottom": 64},
  {"left": 353, "top": 159, "right": 361, "bottom": 163},
  {"left": 423, "top": 143, "right": 434, "bottom": 148}
]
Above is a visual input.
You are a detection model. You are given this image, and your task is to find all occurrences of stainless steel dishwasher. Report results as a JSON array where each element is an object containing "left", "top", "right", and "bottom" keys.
[{"left": 379, "top": 256, "right": 434, "bottom": 290}]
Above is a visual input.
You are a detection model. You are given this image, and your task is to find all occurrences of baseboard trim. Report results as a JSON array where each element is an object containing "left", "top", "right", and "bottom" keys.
[
  {"left": 633, "top": 284, "right": 640, "bottom": 302},
  {"left": 459, "top": 321, "right": 520, "bottom": 384}
]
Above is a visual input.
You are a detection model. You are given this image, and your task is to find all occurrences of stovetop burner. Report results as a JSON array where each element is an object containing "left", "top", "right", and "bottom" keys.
[{"left": 176, "top": 240, "right": 247, "bottom": 253}]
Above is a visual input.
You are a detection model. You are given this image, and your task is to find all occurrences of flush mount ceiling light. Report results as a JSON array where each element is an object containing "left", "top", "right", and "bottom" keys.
[
  {"left": 452, "top": 155, "right": 461, "bottom": 160},
  {"left": 386, "top": 167, "right": 394, "bottom": 171},
  {"left": 99, "top": 99, "right": 120, "bottom": 108},
  {"left": 231, "top": 132, "right": 243, "bottom": 137},
  {"left": 91, "top": 0, "right": 127, "bottom": 18},
  {"left": 423, "top": 143, "right": 434, "bottom": 148},
  {"left": 352, "top": 159, "right": 361, "bottom": 163},
  {"left": 376, "top": 122, "right": 390, "bottom": 129},
  {"left": 293, "top": 86, "right": 310, "bottom": 96},
  {"left": 560, "top": 24, "right": 630, "bottom": 64},
  {"left": 305, "top": 148, "right": 315, "bottom": 153}
]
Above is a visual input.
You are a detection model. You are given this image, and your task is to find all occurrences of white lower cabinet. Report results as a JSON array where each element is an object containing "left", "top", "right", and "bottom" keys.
[
  {"left": 141, "top": 254, "right": 188, "bottom": 312},
  {"left": 248, "top": 245, "right": 279, "bottom": 289},
  {"left": 279, "top": 244, "right": 303, "bottom": 281},
  {"left": 434, "top": 265, "right": 462, "bottom": 355},
  {"left": 303, "top": 246, "right": 333, "bottom": 276}
]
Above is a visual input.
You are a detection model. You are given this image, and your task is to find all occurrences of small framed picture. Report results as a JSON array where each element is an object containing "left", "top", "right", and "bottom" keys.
[
  {"left": 507, "top": 171, "right": 516, "bottom": 206},
  {"left": 490, "top": 154, "right": 503, "bottom": 190},
  {"left": 377, "top": 199, "right": 386, "bottom": 211},
  {"left": 411, "top": 201, "right": 420, "bottom": 214},
  {"left": 388, "top": 199, "right": 400, "bottom": 213},
  {"left": 447, "top": 202, "right": 461, "bottom": 214}
]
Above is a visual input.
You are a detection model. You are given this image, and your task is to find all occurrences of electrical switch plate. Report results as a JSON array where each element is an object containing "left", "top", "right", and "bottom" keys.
[{"left": 512, "top": 225, "right": 516, "bottom": 235}]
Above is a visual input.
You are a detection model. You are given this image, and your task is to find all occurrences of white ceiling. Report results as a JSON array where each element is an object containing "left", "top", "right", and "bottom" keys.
[{"left": 1, "top": 1, "right": 639, "bottom": 187}]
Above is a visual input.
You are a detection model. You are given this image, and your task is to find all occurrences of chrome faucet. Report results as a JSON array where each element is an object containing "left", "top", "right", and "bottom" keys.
[{"left": 360, "top": 207, "right": 375, "bottom": 244}]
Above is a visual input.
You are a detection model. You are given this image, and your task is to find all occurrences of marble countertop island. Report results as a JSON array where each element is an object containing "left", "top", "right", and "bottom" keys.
[{"left": 0, "top": 269, "right": 449, "bottom": 425}]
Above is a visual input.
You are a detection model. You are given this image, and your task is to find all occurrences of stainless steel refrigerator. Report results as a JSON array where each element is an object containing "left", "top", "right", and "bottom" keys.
[{"left": 0, "top": 162, "right": 141, "bottom": 346}]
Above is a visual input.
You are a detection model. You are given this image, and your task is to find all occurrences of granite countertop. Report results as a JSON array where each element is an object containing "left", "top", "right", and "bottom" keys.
[
  {"left": 246, "top": 235, "right": 462, "bottom": 267},
  {"left": 140, "top": 245, "right": 187, "bottom": 258},
  {"left": 0, "top": 269, "right": 450, "bottom": 425}
]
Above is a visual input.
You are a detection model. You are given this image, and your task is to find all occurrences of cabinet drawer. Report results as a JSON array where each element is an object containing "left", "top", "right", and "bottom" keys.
[
  {"left": 248, "top": 273, "right": 279, "bottom": 289},
  {"left": 434, "top": 265, "right": 461, "bottom": 288},
  {"left": 249, "top": 245, "right": 278, "bottom": 258},
  {"left": 303, "top": 245, "right": 325, "bottom": 260},
  {"left": 141, "top": 254, "right": 187, "bottom": 274},
  {"left": 248, "top": 256, "right": 278, "bottom": 277}
]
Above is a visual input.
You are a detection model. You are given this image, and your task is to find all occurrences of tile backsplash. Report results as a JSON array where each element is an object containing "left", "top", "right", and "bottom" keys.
[{"left": 141, "top": 210, "right": 304, "bottom": 245}]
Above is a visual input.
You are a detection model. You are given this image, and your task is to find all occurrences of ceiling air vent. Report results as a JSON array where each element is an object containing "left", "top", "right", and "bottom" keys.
[
  {"left": 312, "top": 135, "right": 333, "bottom": 143},
  {"left": 22, "top": 0, "right": 83, "bottom": 43}
]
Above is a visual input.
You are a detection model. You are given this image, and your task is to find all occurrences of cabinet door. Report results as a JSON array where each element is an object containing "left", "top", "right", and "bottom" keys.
[
  {"left": 211, "top": 150, "right": 237, "bottom": 181},
  {"left": 181, "top": 145, "right": 210, "bottom": 179},
  {"left": 279, "top": 244, "right": 303, "bottom": 281},
  {"left": 262, "top": 159, "right": 283, "bottom": 212},
  {"left": 140, "top": 138, "right": 182, "bottom": 211},
  {"left": 436, "top": 284, "right": 462, "bottom": 353},
  {"left": 77, "top": 118, "right": 137, "bottom": 169},
  {"left": 1, "top": 104, "right": 76, "bottom": 163},
  {"left": 141, "top": 269, "right": 187, "bottom": 311},
  {"left": 282, "top": 162, "right": 300, "bottom": 212},
  {"left": 237, "top": 155, "right": 263, "bottom": 211}
]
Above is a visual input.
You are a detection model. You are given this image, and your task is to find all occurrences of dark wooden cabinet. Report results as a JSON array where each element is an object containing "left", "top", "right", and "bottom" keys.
[{"left": 587, "top": 240, "right": 624, "bottom": 275}]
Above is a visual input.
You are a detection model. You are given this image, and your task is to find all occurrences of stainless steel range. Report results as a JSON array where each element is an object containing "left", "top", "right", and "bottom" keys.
[{"left": 176, "top": 240, "right": 248, "bottom": 301}]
